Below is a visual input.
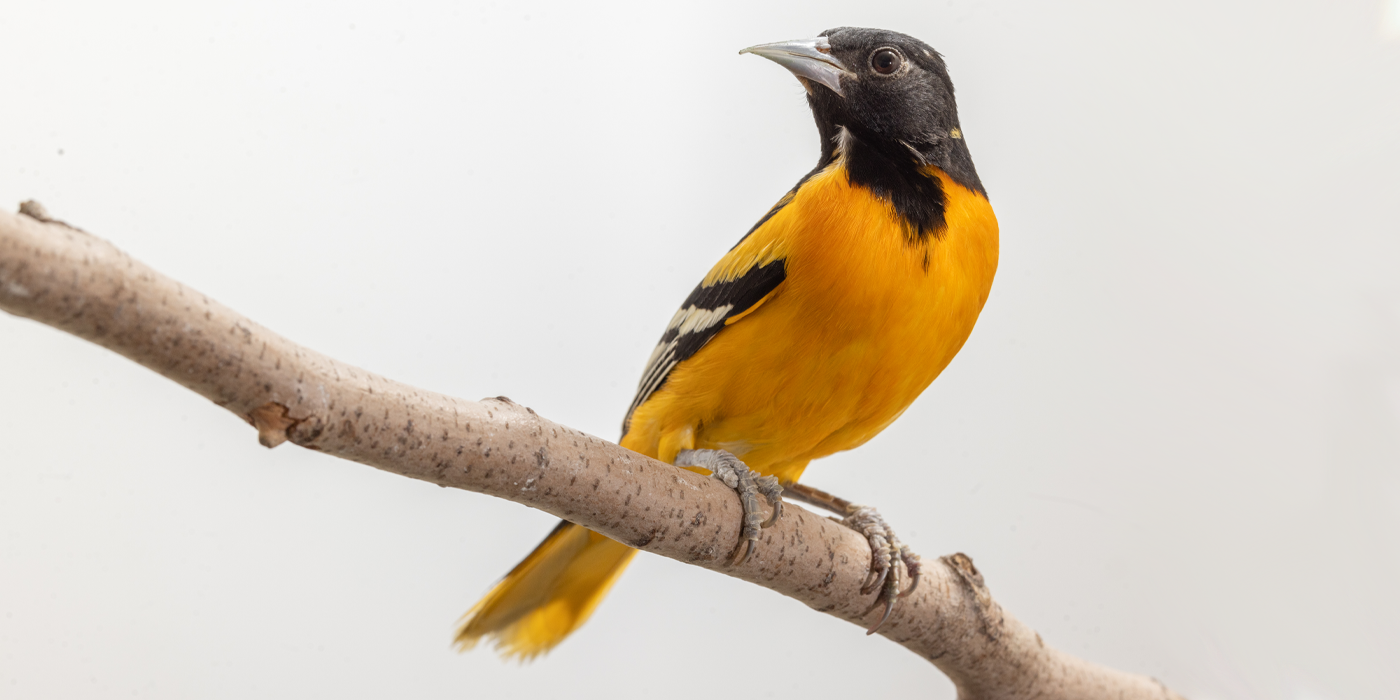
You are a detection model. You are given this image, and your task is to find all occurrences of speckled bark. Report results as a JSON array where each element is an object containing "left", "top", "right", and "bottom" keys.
[{"left": 0, "top": 204, "right": 1182, "bottom": 700}]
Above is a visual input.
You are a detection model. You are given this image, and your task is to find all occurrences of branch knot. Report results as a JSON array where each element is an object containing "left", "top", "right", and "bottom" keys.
[{"left": 248, "top": 402, "right": 300, "bottom": 448}]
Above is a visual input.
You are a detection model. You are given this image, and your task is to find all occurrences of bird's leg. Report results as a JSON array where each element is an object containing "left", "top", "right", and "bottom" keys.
[
  {"left": 782, "top": 481, "right": 923, "bottom": 635},
  {"left": 674, "top": 449, "right": 783, "bottom": 565}
]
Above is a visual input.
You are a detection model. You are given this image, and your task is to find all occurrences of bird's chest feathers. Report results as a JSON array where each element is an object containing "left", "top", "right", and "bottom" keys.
[{"left": 784, "top": 164, "right": 999, "bottom": 348}]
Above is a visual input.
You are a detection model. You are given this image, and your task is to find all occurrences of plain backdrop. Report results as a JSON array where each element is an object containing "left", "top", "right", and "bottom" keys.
[{"left": 2, "top": 1, "right": 1398, "bottom": 698}]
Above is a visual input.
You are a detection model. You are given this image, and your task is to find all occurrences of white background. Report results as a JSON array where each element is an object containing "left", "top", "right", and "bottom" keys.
[{"left": 3, "top": 1, "right": 1398, "bottom": 698}]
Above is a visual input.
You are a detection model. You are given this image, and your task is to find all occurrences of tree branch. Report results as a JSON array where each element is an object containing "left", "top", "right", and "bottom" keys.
[{"left": 0, "top": 203, "right": 1182, "bottom": 700}]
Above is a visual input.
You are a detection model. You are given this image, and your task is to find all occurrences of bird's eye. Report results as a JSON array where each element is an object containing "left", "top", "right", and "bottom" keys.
[{"left": 871, "top": 48, "right": 902, "bottom": 75}]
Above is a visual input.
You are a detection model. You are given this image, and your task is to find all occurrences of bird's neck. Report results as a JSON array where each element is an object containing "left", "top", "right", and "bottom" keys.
[{"left": 819, "top": 125, "right": 958, "bottom": 242}]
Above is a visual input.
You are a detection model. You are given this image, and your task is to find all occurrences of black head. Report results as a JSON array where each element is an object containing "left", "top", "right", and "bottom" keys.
[{"left": 742, "top": 27, "right": 985, "bottom": 228}]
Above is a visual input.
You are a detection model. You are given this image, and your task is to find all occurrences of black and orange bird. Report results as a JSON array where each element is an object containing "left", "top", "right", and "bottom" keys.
[{"left": 455, "top": 27, "right": 998, "bottom": 658}]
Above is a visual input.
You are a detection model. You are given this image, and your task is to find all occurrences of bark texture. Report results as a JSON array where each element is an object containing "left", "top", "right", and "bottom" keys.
[{"left": 0, "top": 203, "right": 1183, "bottom": 700}]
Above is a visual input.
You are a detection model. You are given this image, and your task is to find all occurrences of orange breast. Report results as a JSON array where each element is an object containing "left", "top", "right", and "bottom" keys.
[{"left": 621, "top": 165, "right": 998, "bottom": 483}]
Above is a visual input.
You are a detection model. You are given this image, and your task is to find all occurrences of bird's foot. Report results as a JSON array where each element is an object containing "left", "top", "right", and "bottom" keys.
[
  {"left": 674, "top": 449, "right": 783, "bottom": 565},
  {"left": 781, "top": 482, "right": 921, "bottom": 634},
  {"left": 842, "top": 505, "right": 922, "bottom": 634}
]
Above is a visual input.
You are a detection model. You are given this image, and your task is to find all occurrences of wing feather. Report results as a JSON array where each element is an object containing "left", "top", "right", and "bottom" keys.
[
  {"left": 619, "top": 168, "right": 833, "bottom": 436},
  {"left": 621, "top": 257, "right": 787, "bottom": 435}
]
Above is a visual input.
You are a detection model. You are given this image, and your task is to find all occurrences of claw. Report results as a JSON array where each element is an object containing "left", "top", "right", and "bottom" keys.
[
  {"left": 898, "top": 547, "right": 922, "bottom": 598},
  {"left": 869, "top": 559, "right": 903, "bottom": 634},
  {"left": 731, "top": 509, "right": 762, "bottom": 565},
  {"left": 864, "top": 596, "right": 896, "bottom": 635},
  {"left": 899, "top": 572, "right": 920, "bottom": 598},
  {"left": 757, "top": 474, "right": 784, "bottom": 528},
  {"left": 860, "top": 567, "right": 881, "bottom": 593},
  {"left": 861, "top": 563, "right": 889, "bottom": 596},
  {"left": 838, "top": 504, "right": 920, "bottom": 635},
  {"left": 730, "top": 537, "right": 754, "bottom": 565},
  {"left": 761, "top": 499, "right": 782, "bottom": 528},
  {"left": 675, "top": 449, "right": 784, "bottom": 567}
]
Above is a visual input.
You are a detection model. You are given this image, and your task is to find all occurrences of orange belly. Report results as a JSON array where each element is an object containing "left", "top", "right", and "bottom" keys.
[{"left": 621, "top": 165, "right": 998, "bottom": 483}]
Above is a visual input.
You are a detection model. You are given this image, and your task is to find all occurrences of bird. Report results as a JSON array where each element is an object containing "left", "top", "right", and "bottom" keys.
[{"left": 454, "top": 26, "right": 998, "bottom": 660}]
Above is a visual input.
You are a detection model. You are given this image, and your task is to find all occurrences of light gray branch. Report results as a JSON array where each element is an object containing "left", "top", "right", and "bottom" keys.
[{"left": 0, "top": 203, "right": 1182, "bottom": 700}]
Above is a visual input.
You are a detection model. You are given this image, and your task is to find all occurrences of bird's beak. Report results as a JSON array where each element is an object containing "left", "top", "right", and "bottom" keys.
[{"left": 740, "top": 37, "right": 849, "bottom": 97}]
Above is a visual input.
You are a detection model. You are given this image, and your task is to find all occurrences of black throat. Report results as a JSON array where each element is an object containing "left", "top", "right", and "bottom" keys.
[
  {"left": 831, "top": 124, "right": 947, "bottom": 242},
  {"left": 806, "top": 101, "right": 987, "bottom": 244}
]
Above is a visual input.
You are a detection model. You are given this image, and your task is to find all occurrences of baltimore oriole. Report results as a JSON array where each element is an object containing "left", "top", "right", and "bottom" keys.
[{"left": 454, "top": 27, "right": 998, "bottom": 659}]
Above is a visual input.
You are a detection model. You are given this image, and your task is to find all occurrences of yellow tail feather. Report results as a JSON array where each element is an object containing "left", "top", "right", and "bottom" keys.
[{"left": 454, "top": 520, "right": 637, "bottom": 660}]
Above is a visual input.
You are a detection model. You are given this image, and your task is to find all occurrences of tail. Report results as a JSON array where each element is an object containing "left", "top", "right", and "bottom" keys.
[{"left": 454, "top": 520, "right": 637, "bottom": 660}]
